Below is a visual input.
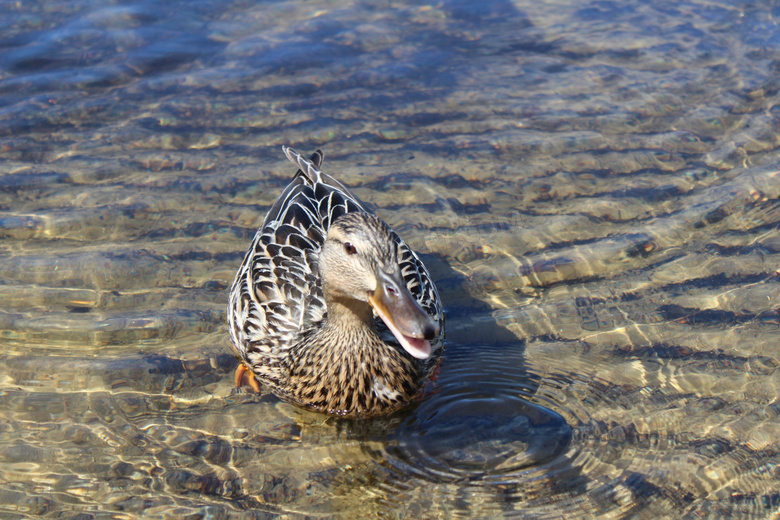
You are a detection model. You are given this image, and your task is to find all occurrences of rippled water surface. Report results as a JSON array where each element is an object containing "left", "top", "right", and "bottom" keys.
[{"left": 3, "top": 0, "right": 780, "bottom": 518}]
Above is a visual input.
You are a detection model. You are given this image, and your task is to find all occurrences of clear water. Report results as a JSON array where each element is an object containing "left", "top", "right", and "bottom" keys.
[{"left": 2, "top": 0, "right": 780, "bottom": 517}]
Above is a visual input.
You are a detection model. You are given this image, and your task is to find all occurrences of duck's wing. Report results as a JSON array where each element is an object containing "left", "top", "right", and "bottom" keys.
[
  {"left": 394, "top": 230, "right": 443, "bottom": 324},
  {"left": 228, "top": 151, "right": 335, "bottom": 379},
  {"left": 283, "top": 147, "right": 443, "bottom": 334}
]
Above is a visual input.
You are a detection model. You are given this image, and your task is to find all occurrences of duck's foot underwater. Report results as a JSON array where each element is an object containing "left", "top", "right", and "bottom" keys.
[{"left": 235, "top": 362, "right": 262, "bottom": 393}]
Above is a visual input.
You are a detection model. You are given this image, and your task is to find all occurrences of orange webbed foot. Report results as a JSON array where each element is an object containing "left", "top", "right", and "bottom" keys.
[
  {"left": 235, "top": 363, "right": 262, "bottom": 393},
  {"left": 414, "top": 365, "right": 442, "bottom": 402}
]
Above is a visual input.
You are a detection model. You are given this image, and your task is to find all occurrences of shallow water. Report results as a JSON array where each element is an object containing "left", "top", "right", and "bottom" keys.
[{"left": 2, "top": 0, "right": 780, "bottom": 518}]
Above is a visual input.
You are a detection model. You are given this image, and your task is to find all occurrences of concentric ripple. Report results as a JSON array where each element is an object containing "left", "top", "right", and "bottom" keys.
[
  {"left": 381, "top": 351, "right": 570, "bottom": 483},
  {"left": 346, "top": 343, "right": 689, "bottom": 518},
  {"left": 387, "top": 392, "right": 569, "bottom": 480}
]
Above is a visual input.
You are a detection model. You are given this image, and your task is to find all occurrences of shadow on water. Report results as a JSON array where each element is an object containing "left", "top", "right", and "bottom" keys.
[{"left": 321, "top": 257, "right": 581, "bottom": 511}]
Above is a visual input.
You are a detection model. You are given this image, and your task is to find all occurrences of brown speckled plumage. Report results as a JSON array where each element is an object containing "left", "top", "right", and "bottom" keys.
[
  {"left": 285, "top": 321, "right": 422, "bottom": 415},
  {"left": 227, "top": 146, "right": 443, "bottom": 417}
]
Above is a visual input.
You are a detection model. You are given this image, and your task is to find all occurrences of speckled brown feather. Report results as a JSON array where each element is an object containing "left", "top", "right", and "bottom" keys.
[
  {"left": 227, "top": 147, "right": 443, "bottom": 417},
  {"left": 284, "top": 322, "right": 422, "bottom": 415}
]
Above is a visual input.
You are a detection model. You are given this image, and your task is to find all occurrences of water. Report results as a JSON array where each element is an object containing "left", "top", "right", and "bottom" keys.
[{"left": 2, "top": 0, "right": 780, "bottom": 517}]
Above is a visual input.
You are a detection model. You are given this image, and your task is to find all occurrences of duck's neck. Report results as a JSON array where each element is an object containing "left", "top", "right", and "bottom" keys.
[{"left": 322, "top": 294, "right": 375, "bottom": 337}]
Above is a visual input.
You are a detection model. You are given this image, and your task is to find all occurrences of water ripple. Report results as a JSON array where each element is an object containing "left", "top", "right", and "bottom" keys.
[
  {"left": 2, "top": 0, "right": 780, "bottom": 517},
  {"left": 341, "top": 344, "right": 651, "bottom": 517}
]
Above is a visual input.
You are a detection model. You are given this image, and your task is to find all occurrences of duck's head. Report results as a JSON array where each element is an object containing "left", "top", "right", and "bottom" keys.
[{"left": 319, "top": 213, "right": 439, "bottom": 359}]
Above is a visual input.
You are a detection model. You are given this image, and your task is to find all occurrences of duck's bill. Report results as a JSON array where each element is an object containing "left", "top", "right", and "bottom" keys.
[{"left": 369, "top": 273, "right": 439, "bottom": 360}]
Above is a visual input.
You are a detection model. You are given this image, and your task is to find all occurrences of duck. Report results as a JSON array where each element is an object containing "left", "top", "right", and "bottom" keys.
[{"left": 227, "top": 146, "right": 444, "bottom": 417}]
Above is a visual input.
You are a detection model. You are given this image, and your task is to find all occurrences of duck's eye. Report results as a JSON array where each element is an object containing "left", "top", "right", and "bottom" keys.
[{"left": 344, "top": 242, "right": 357, "bottom": 255}]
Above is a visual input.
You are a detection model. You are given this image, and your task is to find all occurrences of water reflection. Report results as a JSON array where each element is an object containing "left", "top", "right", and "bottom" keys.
[{"left": 2, "top": 0, "right": 780, "bottom": 517}]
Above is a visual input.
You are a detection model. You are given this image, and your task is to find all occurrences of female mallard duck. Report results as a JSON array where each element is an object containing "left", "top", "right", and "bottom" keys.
[{"left": 228, "top": 147, "right": 443, "bottom": 417}]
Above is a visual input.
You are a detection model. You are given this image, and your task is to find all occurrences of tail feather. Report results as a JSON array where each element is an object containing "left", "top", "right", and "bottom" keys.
[{"left": 283, "top": 146, "right": 324, "bottom": 184}]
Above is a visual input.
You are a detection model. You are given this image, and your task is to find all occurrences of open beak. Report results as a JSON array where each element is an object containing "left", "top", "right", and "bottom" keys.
[{"left": 368, "top": 271, "right": 440, "bottom": 360}]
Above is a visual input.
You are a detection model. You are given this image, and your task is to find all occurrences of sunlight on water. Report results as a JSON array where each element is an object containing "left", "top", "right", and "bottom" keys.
[{"left": 1, "top": 0, "right": 780, "bottom": 517}]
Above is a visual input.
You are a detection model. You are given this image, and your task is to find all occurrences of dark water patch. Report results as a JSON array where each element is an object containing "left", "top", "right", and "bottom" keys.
[
  {"left": 612, "top": 184, "right": 686, "bottom": 202},
  {"left": 400, "top": 111, "right": 454, "bottom": 128},
  {"left": 0, "top": 171, "right": 71, "bottom": 191},
  {"left": 615, "top": 343, "right": 753, "bottom": 362},
  {"left": 363, "top": 173, "right": 429, "bottom": 191},
  {"left": 519, "top": 232, "right": 656, "bottom": 257},
  {"left": 164, "top": 468, "right": 243, "bottom": 498},
  {"left": 441, "top": 197, "right": 492, "bottom": 215},
  {"left": 625, "top": 238, "right": 659, "bottom": 258},
  {"left": 135, "top": 221, "right": 244, "bottom": 241},
  {"left": 260, "top": 81, "right": 333, "bottom": 100},
  {"left": 431, "top": 174, "right": 487, "bottom": 190},
  {"left": 372, "top": 194, "right": 488, "bottom": 216},
  {"left": 613, "top": 343, "right": 779, "bottom": 375},
  {"left": 694, "top": 206, "right": 730, "bottom": 228},
  {"left": 659, "top": 304, "right": 754, "bottom": 326},
  {"left": 706, "top": 241, "right": 780, "bottom": 255},
  {"left": 663, "top": 272, "right": 774, "bottom": 291},
  {"left": 497, "top": 39, "right": 558, "bottom": 57}
]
